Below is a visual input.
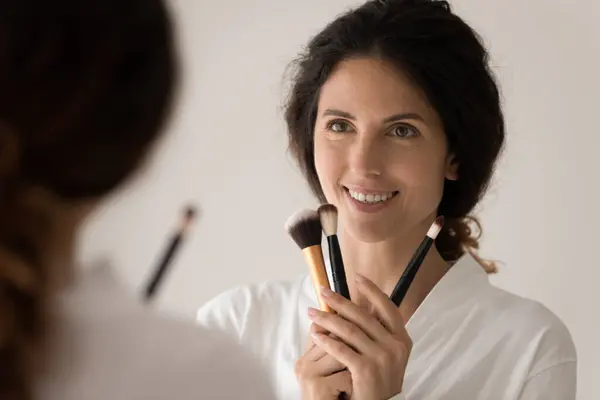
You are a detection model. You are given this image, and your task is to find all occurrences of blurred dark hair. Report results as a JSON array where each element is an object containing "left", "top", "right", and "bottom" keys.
[
  {"left": 285, "top": 0, "right": 504, "bottom": 272},
  {"left": 0, "top": 0, "right": 177, "bottom": 398}
]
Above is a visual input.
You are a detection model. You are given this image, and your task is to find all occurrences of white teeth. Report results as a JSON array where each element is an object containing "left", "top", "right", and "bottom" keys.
[{"left": 348, "top": 190, "right": 396, "bottom": 204}]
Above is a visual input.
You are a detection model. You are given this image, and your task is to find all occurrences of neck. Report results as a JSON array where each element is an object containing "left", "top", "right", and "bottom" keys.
[
  {"left": 338, "top": 223, "right": 450, "bottom": 320},
  {"left": 41, "top": 196, "right": 91, "bottom": 291}
]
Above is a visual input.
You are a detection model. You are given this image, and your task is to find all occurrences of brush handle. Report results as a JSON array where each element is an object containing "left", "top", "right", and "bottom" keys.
[
  {"left": 144, "top": 234, "right": 183, "bottom": 301},
  {"left": 303, "top": 245, "right": 334, "bottom": 313},
  {"left": 390, "top": 238, "right": 433, "bottom": 307},
  {"left": 327, "top": 235, "right": 351, "bottom": 300}
]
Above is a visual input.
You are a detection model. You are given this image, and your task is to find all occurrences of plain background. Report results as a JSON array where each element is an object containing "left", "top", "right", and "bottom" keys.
[{"left": 78, "top": 0, "right": 599, "bottom": 398}]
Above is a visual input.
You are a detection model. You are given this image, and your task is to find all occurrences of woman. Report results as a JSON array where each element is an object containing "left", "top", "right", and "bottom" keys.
[
  {"left": 196, "top": 0, "right": 577, "bottom": 399},
  {"left": 0, "top": 0, "right": 274, "bottom": 399}
]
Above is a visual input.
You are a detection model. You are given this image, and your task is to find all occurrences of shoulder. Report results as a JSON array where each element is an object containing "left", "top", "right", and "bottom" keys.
[
  {"left": 131, "top": 312, "right": 276, "bottom": 399},
  {"left": 485, "top": 284, "right": 573, "bottom": 342},
  {"left": 483, "top": 284, "right": 577, "bottom": 372},
  {"left": 453, "top": 256, "right": 576, "bottom": 367},
  {"left": 45, "top": 270, "right": 276, "bottom": 399},
  {"left": 196, "top": 275, "right": 310, "bottom": 339}
]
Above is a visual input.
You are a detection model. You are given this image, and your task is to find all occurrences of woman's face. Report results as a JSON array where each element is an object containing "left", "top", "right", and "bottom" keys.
[{"left": 314, "top": 57, "right": 458, "bottom": 242}]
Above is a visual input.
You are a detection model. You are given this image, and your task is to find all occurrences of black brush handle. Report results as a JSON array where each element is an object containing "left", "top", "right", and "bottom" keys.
[
  {"left": 390, "top": 238, "right": 433, "bottom": 307},
  {"left": 144, "top": 234, "right": 183, "bottom": 301},
  {"left": 327, "top": 235, "right": 351, "bottom": 300}
]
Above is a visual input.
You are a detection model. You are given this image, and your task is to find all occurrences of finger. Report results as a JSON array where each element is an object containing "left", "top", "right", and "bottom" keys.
[
  {"left": 312, "top": 321, "right": 329, "bottom": 335},
  {"left": 314, "top": 352, "right": 347, "bottom": 376},
  {"left": 312, "top": 319, "right": 345, "bottom": 343},
  {"left": 304, "top": 322, "right": 350, "bottom": 364},
  {"left": 355, "top": 274, "right": 407, "bottom": 336},
  {"left": 305, "top": 323, "right": 348, "bottom": 364},
  {"left": 308, "top": 307, "right": 378, "bottom": 355},
  {"left": 318, "top": 286, "right": 391, "bottom": 344},
  {"left": 305, "top": 323, "right": 328, "bottom": 353},
  {"left": 311, "top": 331, "right": 362, "bottom": 372},
  {"left": 299, "top": 346, "right": 346, "bottom": 377},
  {"left": 304, "top": 325, "right": 328, "bottom": 361},
  {"left": 304, "top": 342, "right": 327, "bottom": 362}
]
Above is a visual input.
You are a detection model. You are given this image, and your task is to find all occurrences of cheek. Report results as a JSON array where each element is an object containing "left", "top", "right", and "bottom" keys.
[
  {"left": 392, "top": 150, "right": 447, "bottom": 203},
  {"left": 314, "top": 138, "right": 343, "bottom": 200}
]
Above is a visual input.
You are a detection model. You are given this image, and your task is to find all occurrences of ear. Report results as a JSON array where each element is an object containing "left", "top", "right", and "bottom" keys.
[{"left": 445, "top": 153, "right": 459, "bottom": 181}]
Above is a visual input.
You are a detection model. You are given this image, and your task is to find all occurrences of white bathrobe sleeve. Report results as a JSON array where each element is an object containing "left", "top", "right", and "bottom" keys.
[{"left": 518, "top": 361, "right": 577, "bottom": 400}]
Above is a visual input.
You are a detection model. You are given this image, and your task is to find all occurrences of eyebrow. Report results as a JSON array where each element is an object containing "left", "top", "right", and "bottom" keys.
[{"left": 322, "top": 108, "right": 425, "bottom": 123}]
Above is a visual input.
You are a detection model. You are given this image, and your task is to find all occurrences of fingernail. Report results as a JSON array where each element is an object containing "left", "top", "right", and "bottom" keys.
[
  {"left": 307, "top": 307, "right": 318, "bottom": 317},
  {"left": 320, "top": 286, "right": 333, "bottom": 297}
]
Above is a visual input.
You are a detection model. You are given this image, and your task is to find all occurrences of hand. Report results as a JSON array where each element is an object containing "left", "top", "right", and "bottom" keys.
[
  {"left": 307, "top": 274, "right": 412, "bottom": 400},
  {"left": 295, "top": 323, "right": 353, "bottom": 399}
]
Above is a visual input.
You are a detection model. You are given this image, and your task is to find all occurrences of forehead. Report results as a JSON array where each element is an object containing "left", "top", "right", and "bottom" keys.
[{"left": 318, "top": 57, "right": 438, "bottom": 121}]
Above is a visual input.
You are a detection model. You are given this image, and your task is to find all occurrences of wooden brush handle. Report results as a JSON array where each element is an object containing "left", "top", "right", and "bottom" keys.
[{"left": 303, "top": 245, "right": 333, "bottom": 313}]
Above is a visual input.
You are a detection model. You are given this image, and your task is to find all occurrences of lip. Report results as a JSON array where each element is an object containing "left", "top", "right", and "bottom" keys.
[{"left": 342, "top": 186, "right": 398, "bottom": 214}]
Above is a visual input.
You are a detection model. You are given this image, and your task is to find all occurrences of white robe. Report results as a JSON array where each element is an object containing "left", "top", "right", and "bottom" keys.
[
  {"left": 36, "top": 263, "right": 275, "bottom": 400},
  {"left": 196, "top": 254, "right": 577, "bottom": 400}
]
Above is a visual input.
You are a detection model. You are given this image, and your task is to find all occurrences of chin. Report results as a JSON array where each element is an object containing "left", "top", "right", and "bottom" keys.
[{"left": 343, "top": 218, "right": 402, "bottom": 243}]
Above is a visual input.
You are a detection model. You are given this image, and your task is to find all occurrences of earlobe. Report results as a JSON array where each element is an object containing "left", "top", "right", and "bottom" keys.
[{"left": 445, "top": 154, "right": 459, "bottom": 181}]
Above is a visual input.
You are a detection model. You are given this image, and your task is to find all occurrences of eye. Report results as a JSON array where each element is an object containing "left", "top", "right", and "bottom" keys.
[
  {"left": 327, "top": 120, "right": 353, "bottom": 133},
  {"left": 390, "top": 124, "right": 420, "bottom": 138}
]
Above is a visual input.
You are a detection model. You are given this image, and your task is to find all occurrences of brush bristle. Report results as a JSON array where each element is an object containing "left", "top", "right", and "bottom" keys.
[
  {"left": 427, "top": 216, "right": 445, "bottom": 239},
  {"left": 179, "top": 204, "right": 200, "bottom": 232},
  {"left": 285, "top": 209, "right": 323, "bottom": 249},
  {"left": 185, "top": 205, "right": 198, "bottom": 221},
  {"left": 318, "top": 204, "right": 338, "bottom": 237}
]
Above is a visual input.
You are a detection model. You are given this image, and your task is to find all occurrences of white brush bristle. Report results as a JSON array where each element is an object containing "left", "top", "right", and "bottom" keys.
[
  {"left": 427, "top": 216, "right": 445, "bottom": 239},
  {"left": 318, "top": 204, "right": 338, "bottom": 236}
]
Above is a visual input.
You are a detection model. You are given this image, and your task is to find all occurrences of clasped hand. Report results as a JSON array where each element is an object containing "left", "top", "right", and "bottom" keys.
[{"left": 295, "top": 274, "right": 412, "bottom": 400}]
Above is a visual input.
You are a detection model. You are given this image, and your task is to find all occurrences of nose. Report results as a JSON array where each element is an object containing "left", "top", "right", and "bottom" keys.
[{"left": 348, "top": 135, "right": 384, "bottom": 177}]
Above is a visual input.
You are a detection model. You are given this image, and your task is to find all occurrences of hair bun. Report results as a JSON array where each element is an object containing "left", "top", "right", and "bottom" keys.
[{"left": 437, "top": 216, "right": 498, "bottom": 274}]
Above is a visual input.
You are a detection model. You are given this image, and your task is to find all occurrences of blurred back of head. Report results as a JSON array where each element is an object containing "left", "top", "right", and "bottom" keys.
[{"left": 0, "top": 0, "right": 177, "bottom": 398}]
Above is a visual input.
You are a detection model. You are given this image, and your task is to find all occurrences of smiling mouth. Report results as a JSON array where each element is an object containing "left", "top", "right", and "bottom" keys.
[{"left": 343, "top": 187, "right": 399, "bottom": 205}]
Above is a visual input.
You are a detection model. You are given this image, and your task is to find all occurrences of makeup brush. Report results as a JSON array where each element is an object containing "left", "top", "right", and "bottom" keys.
[
  {"left": 318, "top": 204, "right": 351, "bottom": 301},
  {"left": 143, "top": 205, "right": 198, "bottom": 302},
  {"left": 286, "top": 208, "right": 333, "bottom": 313},
  {"left": 390, "top": 216, "right": 445, "bottom": 307}
]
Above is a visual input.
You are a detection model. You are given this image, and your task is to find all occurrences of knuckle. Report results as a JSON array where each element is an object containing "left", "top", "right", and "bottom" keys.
[
  {"left": 346, "top": 323, "right": 361, "bottom": 339},
  {"left": 392, "top": 337, "right": 409, "bottom": 355},
  {"left": 392, "top": 343, "right": 411, "bottom": 364},
  {"left": 394, "top": 329, "right": 413, "bottom": 349},
  {"left": 294, "top": 358, "right": 307, "bottom": 377},
  {"left": 401, "top": 333, "right": 414, "bottom": 352},
  {"left": 330, "top": 338, "right": 345, "bottom": 353},
  {"left": 310, "top": 323, "right": 326, "bottom": 335}
]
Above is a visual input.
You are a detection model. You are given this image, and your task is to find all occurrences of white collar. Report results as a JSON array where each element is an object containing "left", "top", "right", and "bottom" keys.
[
  {"left": 301, "top": 252, "right": 490, "bottom": 333},
  {"left": 405, "top": 253, "right": 490, "bottom": 337}
]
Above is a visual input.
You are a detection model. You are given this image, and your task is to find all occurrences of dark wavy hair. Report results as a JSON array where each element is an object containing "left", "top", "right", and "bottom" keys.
[
  {"left": 284, "top": 0, "right": 505, "bottom": 272},
  {"left": 0, "top": 0, "right": 177, "bottom": 398}
]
